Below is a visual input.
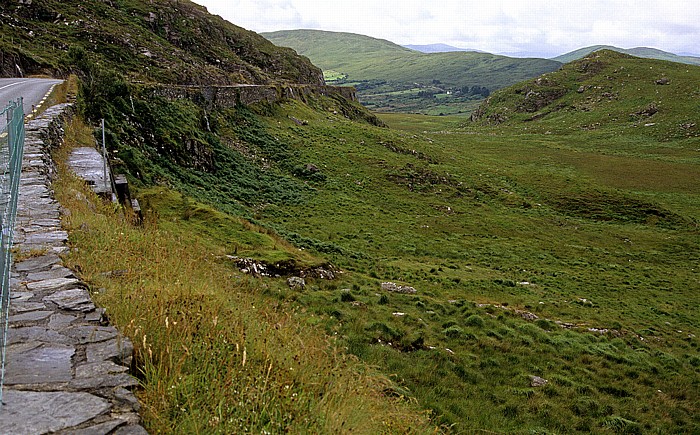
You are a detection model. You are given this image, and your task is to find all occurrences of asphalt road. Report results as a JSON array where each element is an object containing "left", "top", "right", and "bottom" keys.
[{"left": 0, "top": 78, "right": 64, "bottom": 132}]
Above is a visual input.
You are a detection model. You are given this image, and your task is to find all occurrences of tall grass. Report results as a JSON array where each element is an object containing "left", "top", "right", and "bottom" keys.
[{"left": 53, "top": 117, "right": 433, "bottom": 433}]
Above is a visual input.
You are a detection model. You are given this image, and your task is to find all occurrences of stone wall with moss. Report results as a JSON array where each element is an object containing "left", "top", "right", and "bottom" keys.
[{"left": 143, "top": 83, "right": 357, "bottom": 110}]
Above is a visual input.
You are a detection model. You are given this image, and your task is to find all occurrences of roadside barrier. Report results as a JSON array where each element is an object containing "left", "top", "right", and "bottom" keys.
[{"left": 0, "top": 98, "right": 24, "bottom": 402}]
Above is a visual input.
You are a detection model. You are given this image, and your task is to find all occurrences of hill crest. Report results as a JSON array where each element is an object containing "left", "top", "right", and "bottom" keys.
[
  {"left": 553, "top": 45, "right": 700, "bottom": 66},
  {"left": 471, "top": 49, "right": 700, "bottom": 139}
]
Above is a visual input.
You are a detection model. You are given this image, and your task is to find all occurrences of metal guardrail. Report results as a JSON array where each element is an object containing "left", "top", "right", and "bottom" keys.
[{"left": 0, "top": 98, "right": 24, "bottom": 403}]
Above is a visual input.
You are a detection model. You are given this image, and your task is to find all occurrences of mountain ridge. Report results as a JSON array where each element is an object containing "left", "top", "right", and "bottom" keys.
[{"left": 403, "top": 43, "right": 484, "bottom": 53}]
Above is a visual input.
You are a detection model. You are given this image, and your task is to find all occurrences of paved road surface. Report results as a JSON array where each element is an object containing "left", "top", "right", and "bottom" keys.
[{"left": 0, "top": 78, "right": 63, "bottom": 131}]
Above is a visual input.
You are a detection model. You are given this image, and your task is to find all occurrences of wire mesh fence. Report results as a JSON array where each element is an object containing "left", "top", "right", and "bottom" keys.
[{"left": 0, "top": 98, "right": 24, "bottom": 402}]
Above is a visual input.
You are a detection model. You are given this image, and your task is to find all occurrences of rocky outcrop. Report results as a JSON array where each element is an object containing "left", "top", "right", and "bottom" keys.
[
  {"left": 381, "top": 282, "right": 417, "bottom": 294},
  {"left": 1, "top": 104, "right": 145, "bottom": 434}
]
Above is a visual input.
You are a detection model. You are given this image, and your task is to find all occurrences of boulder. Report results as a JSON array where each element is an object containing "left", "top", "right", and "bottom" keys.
[{"left": 287, "top": 277, "right": 305, "bottom": 290}]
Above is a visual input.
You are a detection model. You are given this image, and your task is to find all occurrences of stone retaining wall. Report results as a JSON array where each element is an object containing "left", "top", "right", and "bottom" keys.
[
  {"left": 0, "top": 104, "right": 145, "bottom": 434},
  {"left": 143, "top": 83, "right": 358, "bottom": 111}
]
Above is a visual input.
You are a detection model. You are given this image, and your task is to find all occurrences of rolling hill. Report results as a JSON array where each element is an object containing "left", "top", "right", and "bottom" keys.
[
  {"left": 472, "top": 49, "right": 700, "bottom": 140},
  {"left": 263, "top": 29, "right": 562, "bottom": 114},
  {"left": 553, "top": 45, "right": 700, "bottom": 66}
]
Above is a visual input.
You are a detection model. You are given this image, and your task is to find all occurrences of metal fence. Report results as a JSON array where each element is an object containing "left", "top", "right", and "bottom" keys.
[{"left": 0, "top": 98, "right": 24, "bottom": 402}]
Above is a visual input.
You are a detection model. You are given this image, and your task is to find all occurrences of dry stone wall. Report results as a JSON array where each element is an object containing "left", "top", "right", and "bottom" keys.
[
  {"left": 144, "top": 83, "right": 357, "bottom": 110},
  {"left": 0, "top": 104, "right": 145, "bottom": 434}
]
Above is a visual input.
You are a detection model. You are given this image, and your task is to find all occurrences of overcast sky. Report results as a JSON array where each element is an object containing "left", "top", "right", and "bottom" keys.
[{"left": 191, "top": 0, "right": 700, "bottom": 58}]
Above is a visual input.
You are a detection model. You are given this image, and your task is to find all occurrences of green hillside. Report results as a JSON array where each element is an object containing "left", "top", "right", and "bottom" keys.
[
  {"left": 0, "top": 0, "right": 322, "bottom": 85},
  {"left": 472, "top": 49, "right": 700, "bottom": 140},
  {"left": 4, "top": 1, "right": 700, "bottom": 432},
  {"left": 65, "top": 44, "right": 699, "bottom": 432},
  {"left": 554, "top": 45, "right": 700, "bottom": 66},
  {"left": 263, "top": 29, "right": 562, "bottom": 114}
]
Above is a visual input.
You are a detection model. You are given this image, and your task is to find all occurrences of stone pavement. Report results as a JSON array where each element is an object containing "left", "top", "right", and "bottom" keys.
[{"left": 0, "top": 105, "right": 145, "bottom": 434}]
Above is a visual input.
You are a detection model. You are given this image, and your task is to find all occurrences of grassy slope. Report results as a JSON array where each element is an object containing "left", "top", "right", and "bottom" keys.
[
  {"left": 263, "top": 30, "right": 561, "bottom": 114},
  {"left": 59, "top": 48, "right": 697, "bottom": 432},
  {"left": 55, "top": 115, "right": 433, "bottom": 433},
  {"left": 34, "top": 9, "right": 699, "bottom": 433},
  {"left": 0, "top": 0, "right": 322, "bottom": 85},
  {"left": 554, "top": 45, "right": 700, "bottom": 66},
  {"left": 227, "top": 55, "right": 698, "bottom": 432}
]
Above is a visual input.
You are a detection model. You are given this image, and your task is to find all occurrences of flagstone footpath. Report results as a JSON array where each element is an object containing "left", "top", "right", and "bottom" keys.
[{"left": 0, "top": 104, "right": 145, "bottom": 434}]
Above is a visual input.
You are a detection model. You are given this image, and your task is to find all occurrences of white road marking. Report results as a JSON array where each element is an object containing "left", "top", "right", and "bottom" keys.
[{"left": 0, "top": 81, "right": 24, "bottom": 91}]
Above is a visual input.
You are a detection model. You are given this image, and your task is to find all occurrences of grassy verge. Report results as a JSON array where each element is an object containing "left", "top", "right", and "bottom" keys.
[{"left": 53, "top": 117, "right": 433, "bottom": 433}]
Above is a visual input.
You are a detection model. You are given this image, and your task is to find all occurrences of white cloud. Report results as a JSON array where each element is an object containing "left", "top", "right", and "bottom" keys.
[{"left": 194, "top": 0, "right": 700, "bottom": 57}]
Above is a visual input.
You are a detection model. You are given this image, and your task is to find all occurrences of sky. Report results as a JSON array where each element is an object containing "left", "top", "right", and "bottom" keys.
[{"left": 190, "top": 0, "right": 700, "bottom": 58}]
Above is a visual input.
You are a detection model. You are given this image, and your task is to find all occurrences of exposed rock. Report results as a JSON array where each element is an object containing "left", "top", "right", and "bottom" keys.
[
  {"left": 655, "top": 77, "right": 670, "bottom": 85},
  {"left": 231, "top": 256, "right": 338, "bottom": 279},
  {"left": 26, "top": 266, "right": 75, "bottom": 281},
  {"left": 287, "top": 276, "right": 306, "bottom": 290},
  {"left": 381, "top": 282, "right": 417, "bottom": 294},
  {"left": 633, "top": 103, "right": 658, "bottom": 117},
  {"left": 9, "top": 310, "right": 53, "bottom": 323},
  {"left": 4, "top": 105, "right": 142, "bottom": 432},
  {"left": 48, "top": 313, "right": 79, "bottom": 329},
  {"left": 530, "top": 375, "right": 549, "bottom": 387},
  {"left": 86, "top": 337, "right": 134, "bottom": 365},
  {"left": 69, "top": 420, "right": 126, "bottom": 435},
  {"left": 518, "top": 311, "right": 539, "bottom": 321}
]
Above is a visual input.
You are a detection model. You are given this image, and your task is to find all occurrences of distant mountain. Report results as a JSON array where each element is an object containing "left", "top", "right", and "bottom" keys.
[
  {"left": 262, "top": 29, "right": 561, "bottom": 114},
  {"left": 404, "top": 44, "right": 482, "bottom": 54},
  {"left": 553, "top": 45, "right": 700, "bottom": 66}
]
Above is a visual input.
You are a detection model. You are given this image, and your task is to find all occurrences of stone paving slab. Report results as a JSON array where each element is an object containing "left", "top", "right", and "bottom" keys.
[
  {"left": 2, "top": 104, "right": 145, "bottom": 434},
  {"left": 0, "top": 390, "right": 111, "bottom": 435}
]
